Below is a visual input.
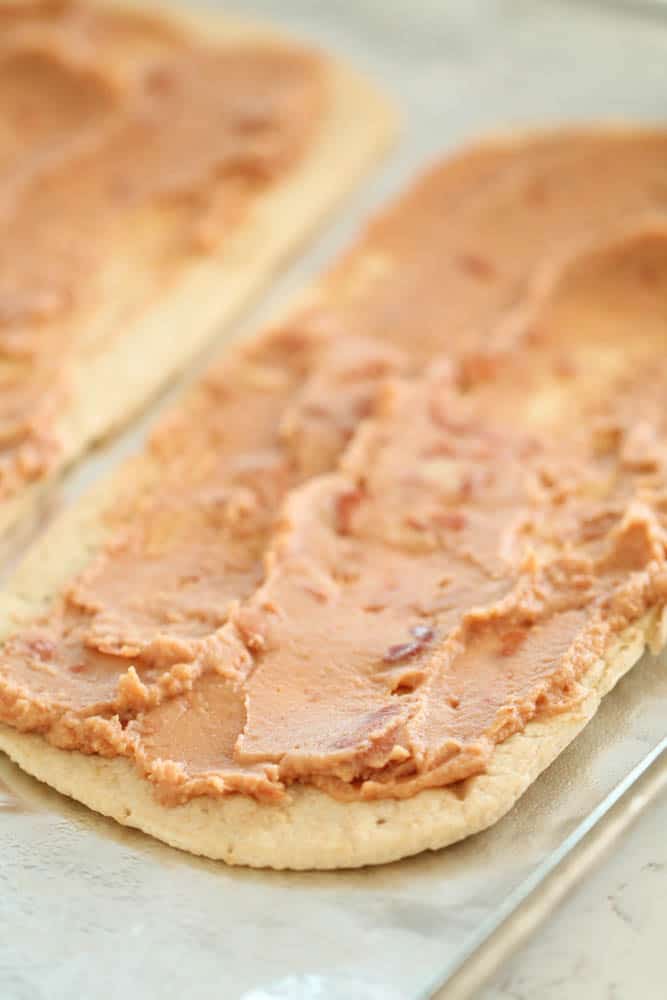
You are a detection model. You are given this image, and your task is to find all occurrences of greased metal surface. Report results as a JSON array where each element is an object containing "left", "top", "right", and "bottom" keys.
[{"left": 2, "top": 0, "right": 667, "bottom": 996}]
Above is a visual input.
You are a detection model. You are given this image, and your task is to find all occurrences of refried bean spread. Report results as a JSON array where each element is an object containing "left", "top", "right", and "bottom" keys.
[
  {"left": 1, "top": 129, "right": 667, "bottom": 805},
  {"left": 0, "top": 0, "right": 323, "bottom": 501}
]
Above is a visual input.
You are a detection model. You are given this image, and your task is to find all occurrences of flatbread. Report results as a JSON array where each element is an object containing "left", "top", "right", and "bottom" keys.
[
  {"left": 0, "top": 461, "right": 664, "bottom": 869},
  {"left": 0, "top": 609, "right": 663, "bottom": 869},
  {"left": 2, "top": 123, "right": 667, "bottom": 870},
  {"left": 0, "top": 0, "right": 397, "bottom": 544}
]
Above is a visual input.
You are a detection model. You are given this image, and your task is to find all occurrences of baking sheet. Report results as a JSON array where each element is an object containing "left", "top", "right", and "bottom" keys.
[{"left": 2, "top": 1, "right": 667, "bottom": 997}]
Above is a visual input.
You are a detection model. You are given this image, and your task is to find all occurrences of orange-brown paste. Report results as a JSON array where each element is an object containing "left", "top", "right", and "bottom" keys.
[
  {"left": 1, "top": 129, "right": 667, "bottom": 805},
  {"left": 0, "top": 0, "right": 324, "bottom": 501}
]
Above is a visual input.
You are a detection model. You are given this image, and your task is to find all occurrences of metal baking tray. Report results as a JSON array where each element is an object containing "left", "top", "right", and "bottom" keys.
[{"left": 2, "top": 1, "right": 667, "bottom": 997}]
